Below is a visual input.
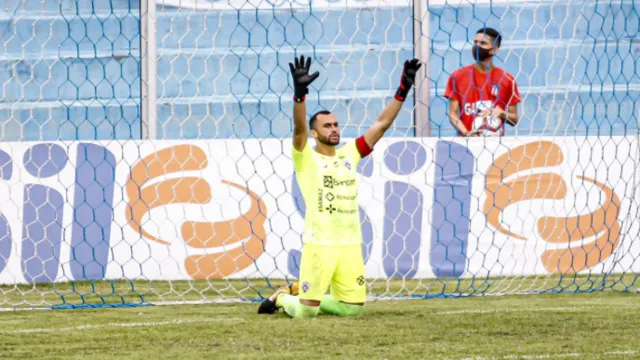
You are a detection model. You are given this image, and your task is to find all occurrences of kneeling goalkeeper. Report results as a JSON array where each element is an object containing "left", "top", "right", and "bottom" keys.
[{"left": 258, "top": 55, "right": 421, "bottom": 318}]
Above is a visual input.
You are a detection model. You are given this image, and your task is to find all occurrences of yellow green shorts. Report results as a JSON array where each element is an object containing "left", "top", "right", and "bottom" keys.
[{"left": 298, "top": 243, "right": 366, "bottom": 303}]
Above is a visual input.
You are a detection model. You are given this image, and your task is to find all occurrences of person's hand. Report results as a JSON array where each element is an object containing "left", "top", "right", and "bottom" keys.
[
  {"left": 492, "top": 107, "right": 506, "bottom": 120},
  {"left": 400, "top": 58, "right": 421, "bottom": 90},
  {"left": 468, "top": 129, "right": 483, "bottom": 137},
  {"left": 289, "top": 55, "right": 320, "bottom": 102},
  {"left": 395, "top": 58, "right": 422, "bottom": 101}
]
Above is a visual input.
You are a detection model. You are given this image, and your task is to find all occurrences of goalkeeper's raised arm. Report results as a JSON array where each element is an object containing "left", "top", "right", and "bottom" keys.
[
  {"left": 289, "top": 55, "right": 319, "bottom": 152},
  {"left": 363, "top": 58, "right": 422, "bottom": 148}
]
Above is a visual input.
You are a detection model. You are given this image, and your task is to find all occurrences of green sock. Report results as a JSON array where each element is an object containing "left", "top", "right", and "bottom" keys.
[
  {"left": 319, "top": 295, "right": 364, "bottom": 317},
  {"left": 276, "top": 294, "right": 319, "bottom": 319}
]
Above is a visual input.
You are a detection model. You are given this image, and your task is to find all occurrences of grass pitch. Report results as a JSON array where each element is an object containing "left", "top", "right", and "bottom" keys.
[{"left": 0, "top": 278, "right": 639, "bottom": 359}]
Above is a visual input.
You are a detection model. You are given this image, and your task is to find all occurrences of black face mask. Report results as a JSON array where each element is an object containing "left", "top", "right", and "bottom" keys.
[{"left": 472, "top": 45, "right": 493, "bottom": 62}]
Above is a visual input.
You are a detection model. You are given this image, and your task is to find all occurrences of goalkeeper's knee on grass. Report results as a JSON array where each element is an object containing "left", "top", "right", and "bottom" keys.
[
  {"left": 319, "top": 295, "right": 363, "bottom": 317},
  {"left": 277, "top": 294, "right": 363, "bottom": 318},
  {"left": 276, "top": 294, "right": 319, "bottom": 319}
]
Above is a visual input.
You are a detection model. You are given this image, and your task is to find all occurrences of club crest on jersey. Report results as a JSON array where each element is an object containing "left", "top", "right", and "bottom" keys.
[
  {"left": 344, "top": 160, "right": 352, "bottom": 170},
  {"left": 491, "top": 84, "right": 499, "bottom": 96}
]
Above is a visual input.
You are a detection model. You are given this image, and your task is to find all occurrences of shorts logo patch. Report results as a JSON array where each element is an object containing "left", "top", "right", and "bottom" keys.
[
  {"left": 356, "top": 276, "right": 365, "bottom": 286},
  {"left": 302, "top": 281, "right": 311, "bottom": 293}
]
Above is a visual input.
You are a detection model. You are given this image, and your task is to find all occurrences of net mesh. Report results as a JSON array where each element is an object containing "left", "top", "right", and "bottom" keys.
[{"left": 0, "top": 0, "right": 638, "bottom": 309}]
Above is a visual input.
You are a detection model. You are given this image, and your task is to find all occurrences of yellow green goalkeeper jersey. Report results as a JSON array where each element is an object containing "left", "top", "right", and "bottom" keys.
[{"left": 292, "top": 140, "right": 364, "bottom": 246}]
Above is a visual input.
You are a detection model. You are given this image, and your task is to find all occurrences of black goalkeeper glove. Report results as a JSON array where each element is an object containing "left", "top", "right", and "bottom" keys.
[
  {"left": 394, "top": 58, "right": 422, "bottom": 102},
  {"left": 289, "top": 55, "right": 320, "bottom": 102}
]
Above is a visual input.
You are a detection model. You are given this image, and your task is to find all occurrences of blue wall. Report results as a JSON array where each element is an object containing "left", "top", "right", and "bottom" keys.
[
  {"left": 0, "top": 0, "right": 140, "bottom": 140},
  {"left": 0, "top": 0, "right": 637, "bottom": 140}
]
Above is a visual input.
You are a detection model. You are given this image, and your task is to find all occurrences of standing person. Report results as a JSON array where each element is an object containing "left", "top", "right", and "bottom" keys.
[{"left": 445, "top": 27, "right": 521, "bottom": 136}]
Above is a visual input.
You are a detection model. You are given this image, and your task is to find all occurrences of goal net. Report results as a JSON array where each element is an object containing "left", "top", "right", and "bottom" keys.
[{"left": 0, "top": 0, "right": 638, "bottom": 309}]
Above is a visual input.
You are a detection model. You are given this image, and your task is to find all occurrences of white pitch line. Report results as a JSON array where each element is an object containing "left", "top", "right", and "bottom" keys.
[
  {"left": 503, "top": 353, "right": 582, "bottom": 359},
  {"left": 459, "top": 350, "right": 637, "bottom": 360},
  {"left": 437, "top": 306, "right": 600, "bottom": 315},
  {"left": 604, "top": 351, "right": 638, "bottom": 356},
  {"left": 1, "top": 318, "right": 242, "bottom": 335}
]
